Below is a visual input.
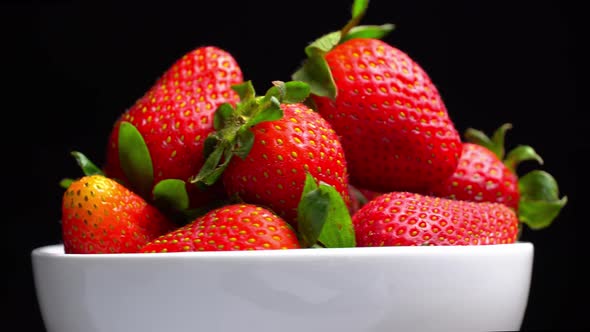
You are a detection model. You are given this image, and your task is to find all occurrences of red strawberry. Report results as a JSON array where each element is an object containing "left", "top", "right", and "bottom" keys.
[
  {"left": 353, "top": 191, "right": 520, "bottom": 246},
  {"left": 425, "top": 124, "right": 567, "bottom": 230},
  {"left": 427, "top": 142, "right": 520, "bottom": 209},
  {"left": 191, "top": 81, "right": 351, "bottom": 229},
  {"left": 222, "top": 102, "right": 350, "bottom": 227},
  {"left": 61, "top": 174, "right": 176, "bottom": 254},
  {"left": 142, "top": 174, "right": 357, "bottom": 252},
  {"left": 103, "top": 46, "right": 243, "bottom": 215},
  {"left": 140, "top": 203, "right": 300, "bottom": 252},
  {"left": 292, "top": 4, "right": 462, "bottom": 193}
]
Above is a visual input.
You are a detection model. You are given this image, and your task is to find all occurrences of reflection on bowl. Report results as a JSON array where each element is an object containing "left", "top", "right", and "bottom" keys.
[{"left": 32, "top": 242, "right": 533, "bottom": 332}]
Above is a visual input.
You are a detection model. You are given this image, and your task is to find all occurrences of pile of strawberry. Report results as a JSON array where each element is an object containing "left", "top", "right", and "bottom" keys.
[{"left": 59, "top": 1, "right": 567, "bottom": 254}]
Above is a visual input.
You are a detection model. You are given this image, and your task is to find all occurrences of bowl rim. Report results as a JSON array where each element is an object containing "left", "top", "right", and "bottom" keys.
[{"left": 31, "top": 242, "right": 534, "bottom": 260}]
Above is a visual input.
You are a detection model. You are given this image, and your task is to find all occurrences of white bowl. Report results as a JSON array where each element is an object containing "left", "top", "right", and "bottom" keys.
[{"left": 32, "top": 242, "right": 533, "bottom": 332}]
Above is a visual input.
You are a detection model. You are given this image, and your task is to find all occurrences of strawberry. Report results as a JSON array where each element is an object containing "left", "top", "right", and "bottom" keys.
[
  {"left": 221, "top": 102, "right": 350, "bottom": 227},
  {"left": 352, "top": 191, "right": 520, "bottom": 246},
  {"left": 428, "top": 143, "right": 520, "bottom": 210},
  {"left": 141, "top": 174, "right": 357, "bottom": 252},
  {"left": 425, "top": 123, "right": 567, "bottom": 230},
  {"left": 191, "top": 81, "right": 351, "bottom": 229},
  {"left": 102, "top": 46, "right": 243, "bottom": 218},
  {"left": 292, "top": 3, "right": 462, "bottom": 193},
  {"left": 61, "top": 174, "right": 176, "bottom": 254},
  {"left": 140, "top": 203, "right": 300, "bottom": 252}
]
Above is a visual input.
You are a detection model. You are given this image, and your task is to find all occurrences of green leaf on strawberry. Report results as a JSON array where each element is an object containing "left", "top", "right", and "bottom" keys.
[
  {"left": 504, "top": 145, "right": 544, "bottom": 174},
  {"left": 465, "top": 123, "right": 544, "bottom": 170},
  {"left": 118, "top": 121, "right": 154, "bottom": 198},
  {"left": 464, "top": 123, "right": 511, "bottom": 158},
  {"left": 341, "top": 24, "right": 395, "bottom": 42},
  {"left": 59, "top": 151, "right": 104, "bottom": 188},
  {"left": 291, "top": 0, "right": 394, "bottom": 100},
  {"left": 153, "top": 179, "right": 190, "bottom": 212},
  {"left": 213, "top": 103, "right": 236, "bottom": 132},
  {"left": 266, "top": 80, "right": 311, "bottom": 104},
  {"left": 116, "top": 121, "right": 198, "bottom": 221},
  {"left": 152, "top": 178, "right": 221, "bottom": 225},
  {"left": 518, "top": 170, "right": 568, "bottom": 230},
  {"left": 72, "top": 151, "right": 103, "bottom": 177},
  {"left": 190, "top": 80, "right": 311, "bottom": 187},
  {"left": 297, "top": 173, "right": 356, "bottom": 248},
  {"left": 292, "top": 53, "right": 336, "bottom": 99}
]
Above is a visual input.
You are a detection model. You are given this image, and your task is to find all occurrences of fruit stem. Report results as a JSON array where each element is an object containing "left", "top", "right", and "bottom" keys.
[{"left": 340, "top": 0, "right": 369, "bottom": 41}]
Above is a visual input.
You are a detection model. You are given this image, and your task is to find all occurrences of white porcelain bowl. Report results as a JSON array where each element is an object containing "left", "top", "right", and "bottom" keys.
[{"left": 32, "top": 242, "right": 533, "bottom": 332}]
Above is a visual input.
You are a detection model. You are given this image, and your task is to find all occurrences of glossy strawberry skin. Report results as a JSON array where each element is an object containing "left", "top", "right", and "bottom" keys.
[
  {"left": 140, "top": 204, "right": 300, "bottom": 252},
  {"left": 104, "top": 46, "right": 243, "bottom": 207},
  {"left": 313, "top": 38, "right": 462, "bottom": 193},
  {"left": 353, "top": 191, "right": 519, "bottom": 246},
  {"left": 61, "top": 175, "right": 176, "bottom": 254},
  {"left": 222, "top": 103, "right": 351, "bottom": 228},
  {"left": 425, "top": 143, "right": 520, "bottom": 211}
]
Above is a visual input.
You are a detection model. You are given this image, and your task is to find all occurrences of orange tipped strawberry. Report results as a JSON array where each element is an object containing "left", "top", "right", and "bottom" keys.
[{"left": 61, "top": 174, "right": 176, "bottom": 254}]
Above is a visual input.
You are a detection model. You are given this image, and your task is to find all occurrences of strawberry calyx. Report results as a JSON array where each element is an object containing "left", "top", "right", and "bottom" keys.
[
  {"left": 59, "top": 124, "right": 152, "bottom": 195},
  {"left": 59, "top": 151, "right": 105, "bottom": 188},
  {"left": 518, "top": 170, "right": 568, "bottom": 230},
  {"left": 297, "top": 173, "right": 356, "bottom": 248},
  {"left": 117, "top": 121, "right": 154, "bottom": 199},
  {"left": 189, "top": 80, "right": 310, "bottom": 187},
  {"left": 292, "top": 0, "right": 394, "bottom": 100},
  {"left": 464, "top": 123, "right": 544, "bottom": 171},
  {"left": 465, "top": 123, "right": 567, "bottom": 230}
]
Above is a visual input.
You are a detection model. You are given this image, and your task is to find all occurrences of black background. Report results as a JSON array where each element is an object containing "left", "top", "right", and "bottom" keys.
[{"left": 3, "top": 0, "right": 582, "bottom": 331}]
